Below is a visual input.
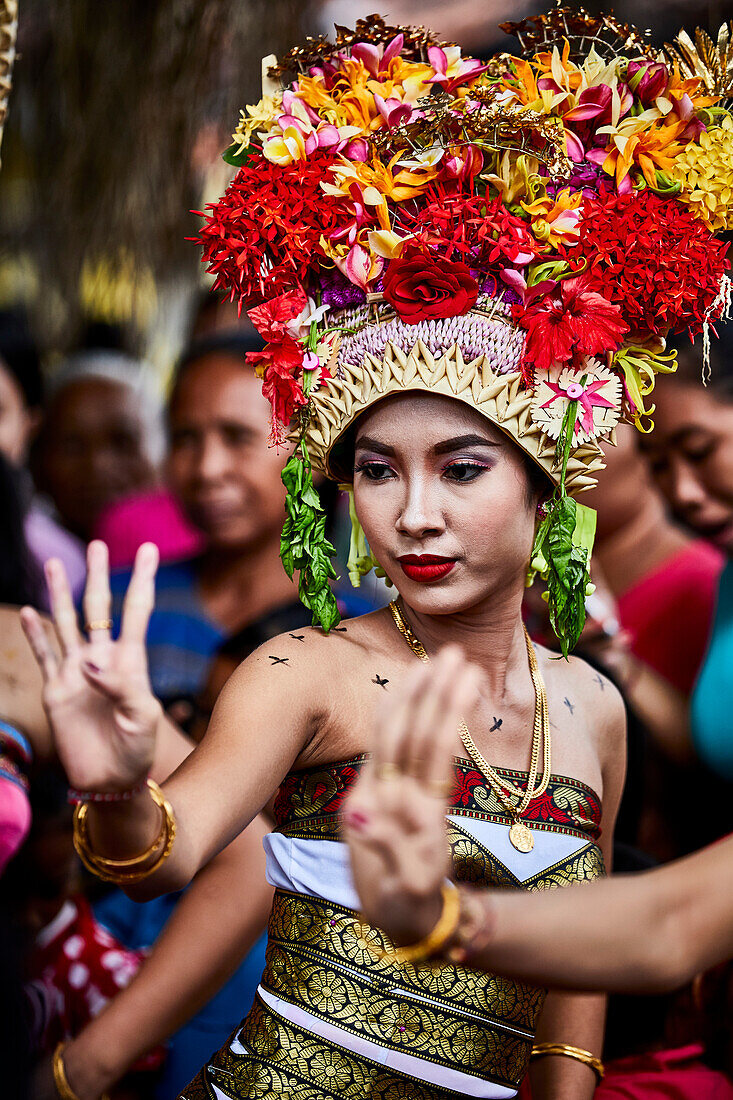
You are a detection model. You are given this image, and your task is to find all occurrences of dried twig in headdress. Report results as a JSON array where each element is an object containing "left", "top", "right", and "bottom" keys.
[
  {"left": 269, "top": 12, "right": 452, "bottom": 79},
  {"left": 500, "top": 5, "right": 653, "bottom": 63},
  {"left": 372, "top": 93, "right": 572, "bottom": 181}
]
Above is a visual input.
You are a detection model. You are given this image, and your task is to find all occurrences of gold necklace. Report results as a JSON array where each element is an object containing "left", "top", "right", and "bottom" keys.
[{"left": 388, "top": 600, "right": 551, "bottom": 853}]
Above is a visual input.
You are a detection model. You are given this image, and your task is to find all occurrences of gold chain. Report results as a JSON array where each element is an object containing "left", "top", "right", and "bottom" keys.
[{"left": 388, "top": 600, "right": 551, "bottom": 824}]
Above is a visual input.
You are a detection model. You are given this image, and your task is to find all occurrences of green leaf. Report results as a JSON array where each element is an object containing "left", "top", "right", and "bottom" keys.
[{"left": 221, "top": 142, "right": 254, "bottom": 167}]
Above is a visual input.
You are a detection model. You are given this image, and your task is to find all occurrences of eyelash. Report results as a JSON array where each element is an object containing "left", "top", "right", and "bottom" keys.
[{"left": 354, "top": 460, "right": 491, "bottom": 483}]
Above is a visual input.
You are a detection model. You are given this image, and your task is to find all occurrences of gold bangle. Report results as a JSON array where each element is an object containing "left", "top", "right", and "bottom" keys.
[
  {"left": 73, "top": 779, "right": 176, "bottom": 883},
  {"left": 366, "top": 882, "right": 461, "bottom": 965},
  {"left": 53, "top": 1042, "right": 111, "bottom": 1100},
  {"left": 530, "top": 1042, "right": 605, "bottom": 1082}
]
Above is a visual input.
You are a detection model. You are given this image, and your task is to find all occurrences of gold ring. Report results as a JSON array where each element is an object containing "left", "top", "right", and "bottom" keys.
[
  {"left": 85, "top": 619, "right": 112, "bottom": 632},
  {"left": 376, "top": 762, "right": 401, "bottom": 782},
  {"left": 426, "top": 778, "right": 453, "bottom": 798}
]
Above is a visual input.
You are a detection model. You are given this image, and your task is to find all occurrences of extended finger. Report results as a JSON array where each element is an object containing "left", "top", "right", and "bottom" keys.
[
  {"left": 83, "top": 541, "right": 112, "bottom": 642},
  {"left": 402, "top": 646, "right": 464, "bottom": 779},
  {"left": 44, "top": 558, "right": 81, "bottom": 656},
  {"left": 371, "top": 661, "right": 431, "bottom": 778},
  {"left": 120, "top": 543, "right": 159, "bottom": 646},
  {"left": 20, "top": 606, "right": 59, "bottom": 682},
  {"left": 423, "top": 662, "right": 483, "bottom": 788}
]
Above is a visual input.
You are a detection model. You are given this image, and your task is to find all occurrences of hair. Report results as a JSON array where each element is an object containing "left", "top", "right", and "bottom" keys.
[
  {"left": 667, "top": 328, "right": 733, "bottom": 398},
  {"left": 45, "top": 349, "right": 165, "bottom": 464},
  {"left": 168, "top": 329, "right": 265, "bottom": 409},
  {"left": 0, "top": 452, "right": 43, "bottom": 607},
  {"left": 0, "top": 309, "right": 44, "bottom": 411}
]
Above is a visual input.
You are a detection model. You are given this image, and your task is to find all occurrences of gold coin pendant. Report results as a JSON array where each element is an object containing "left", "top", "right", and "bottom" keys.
[{"left": 509, "top": 821, "right": 534, "bottom": 853}]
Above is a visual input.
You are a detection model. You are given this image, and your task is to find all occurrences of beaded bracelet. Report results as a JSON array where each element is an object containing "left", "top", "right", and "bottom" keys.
[{"left": 67, "top": 774, "right": 149, "bottom": 804}]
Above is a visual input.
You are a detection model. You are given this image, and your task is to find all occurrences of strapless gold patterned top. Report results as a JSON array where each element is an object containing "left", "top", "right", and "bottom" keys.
[{"left": 181, "top": 756, "right": 604, "bottom": 1100}]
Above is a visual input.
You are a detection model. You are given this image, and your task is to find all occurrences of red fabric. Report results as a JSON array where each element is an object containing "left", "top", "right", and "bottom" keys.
[
  {"left": 617, "top": 541, "right": 724, "bottom": 695},
  {"left": 596, "top": 1045, "right": 733, "bottom": 1098},
  {"left": 27, "top": 894, "right": 165, "bottom": 1070},
  {"left": 94, "top": 489, "right": 204, "bottom": 570},
  {"left": 516, "top": 1046, "right": 733, "bottom": 1099}
]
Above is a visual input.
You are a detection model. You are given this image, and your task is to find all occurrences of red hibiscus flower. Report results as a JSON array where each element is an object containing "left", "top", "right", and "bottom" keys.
[
  {"left": 248, "top": 289, "right": 308, "bottom": 342},
  {"left": 382, "top": 253, "right": 479, "bottom": 324},
  {"left": 513, "top": 274, "right": 629, "bottom": 373}
]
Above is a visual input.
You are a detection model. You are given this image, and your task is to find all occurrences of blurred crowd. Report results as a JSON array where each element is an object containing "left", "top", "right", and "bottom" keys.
[
  {"left": 0, "top": 0, "right": 732, "bottom": 1097},
  {"left": 0, "top": 290, "right": 732, "bottom": 1098}
]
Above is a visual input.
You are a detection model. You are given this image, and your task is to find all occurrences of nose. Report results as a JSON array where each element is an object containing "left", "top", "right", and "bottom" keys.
[
  {"left": 395, "top": 475, "right": 445, "bottom": 540},
  {"left": 196, "top": 433, "right": 231, "bottom": 483},
  {"left": 667, "top": 457, "right": 707, "bottom": 517}
]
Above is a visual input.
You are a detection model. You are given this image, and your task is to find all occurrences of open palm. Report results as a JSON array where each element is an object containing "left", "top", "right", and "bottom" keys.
[{"left": 21, "top": 541, "right": 161, "bottom": 794}]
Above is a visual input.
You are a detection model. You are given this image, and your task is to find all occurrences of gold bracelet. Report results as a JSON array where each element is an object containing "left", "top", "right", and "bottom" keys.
[
  {"left": 530, "top": 1042, "right": 605, "bottom": 1082},
  {"left": 73, "top": 779, "right": 176, "bottom": 883},
  {"left": 366, "top": 882, "right": 461, "bottom": 965},
  {"left": 53, "top": 1042, "right": 111, "bottom": 1100},
  {"left": 444, "top": 886, "right": 495, "bottom": 964}
]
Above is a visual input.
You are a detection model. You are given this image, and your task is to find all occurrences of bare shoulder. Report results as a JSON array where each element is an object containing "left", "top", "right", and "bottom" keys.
[
  {"left": 538, "top": 646, "right": 626, "bottom": 748},
  {"left": 219, "top": 608, "right": 386, "bottom": 715}
]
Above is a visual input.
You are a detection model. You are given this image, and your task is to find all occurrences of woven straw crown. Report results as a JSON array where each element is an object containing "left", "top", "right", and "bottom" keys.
[{"left": 306, "top": 310, "right": 605, "bottom": 493}]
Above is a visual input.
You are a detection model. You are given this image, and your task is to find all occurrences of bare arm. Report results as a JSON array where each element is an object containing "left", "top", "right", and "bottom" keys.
[
  {"left": 46, "top": 818, "right": 272, "bottom": 1100},
  {"left": 529, "top": 677, "right": 626, "bottom": 1100},
  {"left": 31, "top": 712, "right": 273, "bottom": 1100},
  {"left": 21, "top": 542, "right": 320, "bottom": 899},
  {"left": 461, "top": 835, "right": 733, "bottom": 993}
]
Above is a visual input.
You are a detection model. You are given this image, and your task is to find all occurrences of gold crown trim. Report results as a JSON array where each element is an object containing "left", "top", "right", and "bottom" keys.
[{"left": 305, "top": 339, "right": 604, "bottom": 493}]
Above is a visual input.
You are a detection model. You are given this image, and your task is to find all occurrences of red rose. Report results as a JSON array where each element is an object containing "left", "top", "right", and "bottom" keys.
[{"left": 382, "top": 254, "right": 479, "bottom": 324}]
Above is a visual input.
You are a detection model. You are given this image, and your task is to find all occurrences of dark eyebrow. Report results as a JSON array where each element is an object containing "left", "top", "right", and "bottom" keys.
[
  {"left": 354, "top": 432, "right": 500, "bottom": 456},
  {"left": 432, "top": 434, "right": 501, "bottom": 454}
]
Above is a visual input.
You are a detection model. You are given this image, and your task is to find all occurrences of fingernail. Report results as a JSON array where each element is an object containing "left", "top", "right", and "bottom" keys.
[
  {"left": 344, "top": 809, "right": 369, "bottom": 830},
  {"left": 84, "top": 661, "right": 101, "bottom": 674}
]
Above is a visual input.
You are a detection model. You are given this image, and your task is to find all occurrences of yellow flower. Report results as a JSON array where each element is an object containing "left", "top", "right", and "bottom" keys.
[
  {"left": 231, "top": 94, "right": 282, "bottom": 150},
  {"left": 522, "top": 187, "right": 583, "bottom": 247},
  {"left": 670, "top": 114, "right": 733, "bottom": 231},
  {"left": 483, "top": 150, "right": 543, "bottom": 207},
  {"left": 595, "top": 115, "right": 687, "bottom": 190}
]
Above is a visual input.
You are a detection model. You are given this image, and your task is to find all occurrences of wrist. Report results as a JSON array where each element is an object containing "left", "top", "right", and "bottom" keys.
[{"left": 57, "top": 1037, "right": 118, "bottom": 1100}]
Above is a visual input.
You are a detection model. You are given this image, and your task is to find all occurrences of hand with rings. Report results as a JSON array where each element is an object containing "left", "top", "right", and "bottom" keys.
[
  {"left": 343, "top": 644, "right": 482, "bottom": 946},
  {"left": 20, "top": 540, "right": 162, "bottom": 796}
]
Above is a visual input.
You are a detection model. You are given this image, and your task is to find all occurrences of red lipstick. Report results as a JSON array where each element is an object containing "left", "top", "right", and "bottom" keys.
[{"left": 398, "top": 554, "right": 457, "bottom": 582}]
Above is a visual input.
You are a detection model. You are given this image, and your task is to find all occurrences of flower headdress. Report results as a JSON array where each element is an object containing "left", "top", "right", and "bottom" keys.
[{"left": 196, "top": 8, "right": 732, "bottom": 654}]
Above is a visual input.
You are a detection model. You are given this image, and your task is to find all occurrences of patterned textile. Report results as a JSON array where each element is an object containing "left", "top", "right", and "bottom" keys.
[{"left": 181, "top": 758, "right": 604, "bottom": 1100}]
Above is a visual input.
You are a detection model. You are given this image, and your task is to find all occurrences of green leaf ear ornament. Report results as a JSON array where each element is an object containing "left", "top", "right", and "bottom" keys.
[
  {"left": 280, "top": 439, "right": 340, "bottom": 632},
  {"left": 340, "top": 485, "right": 393, "bottom": 589},
  {"left": 528, "top": 396, "right": 597, "bottom": 658}
]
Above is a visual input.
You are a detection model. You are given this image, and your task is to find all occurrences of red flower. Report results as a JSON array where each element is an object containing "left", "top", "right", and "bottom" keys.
[
  {"left": 382, "top": 253, "right": 479, "bottom": 323},
  {"left": 513, "top": 274, "right": 629, "bottom": 373},
  {"left": 248, "top": 289, "right": 308, "bottom": 341},
  {"left": 564, "top": 191, "right": 730, "bottom": 338},
  {"left": 247, "top": 336, "right": 307, "bottom": 445},
  {"left": 194, "top": 151, "right": 352, "bottom": 308},
  {"left": 401, "top": 186, "right": 541, "bottom": 270}
]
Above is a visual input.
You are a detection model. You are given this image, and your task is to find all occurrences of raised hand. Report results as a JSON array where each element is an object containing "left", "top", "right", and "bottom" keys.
[
  {"left": 343, "top": 645, "right": 482, "bottom": 945},
  {"left": 21, "top": 541, "right": 161, "bottom": 795}
]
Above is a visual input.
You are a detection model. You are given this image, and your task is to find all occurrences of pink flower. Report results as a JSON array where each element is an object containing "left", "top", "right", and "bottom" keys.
[
  {"left": 627, "top": 60, "right": 669, "bottom": 105},
  {"left": 427, "top": 45, "right": 487, "bottom": 93},
  {"left": 351, "top": 33, "right": 404, "bottom": 78},
  {"left": 374, "top": 93, "right": 413, "bottom": 128},
  {"left": 334, "top": 242, "right": 375, "bottom": 289}
]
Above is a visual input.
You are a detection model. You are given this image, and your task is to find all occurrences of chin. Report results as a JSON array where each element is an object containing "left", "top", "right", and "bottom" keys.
[{"left": 394, "top": 578, "right": 494, "bottom": 617}]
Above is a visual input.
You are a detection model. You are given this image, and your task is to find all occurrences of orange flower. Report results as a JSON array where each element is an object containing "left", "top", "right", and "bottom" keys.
[{"left": 590, "top": 117, "right": 688, "bottom": 191}]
